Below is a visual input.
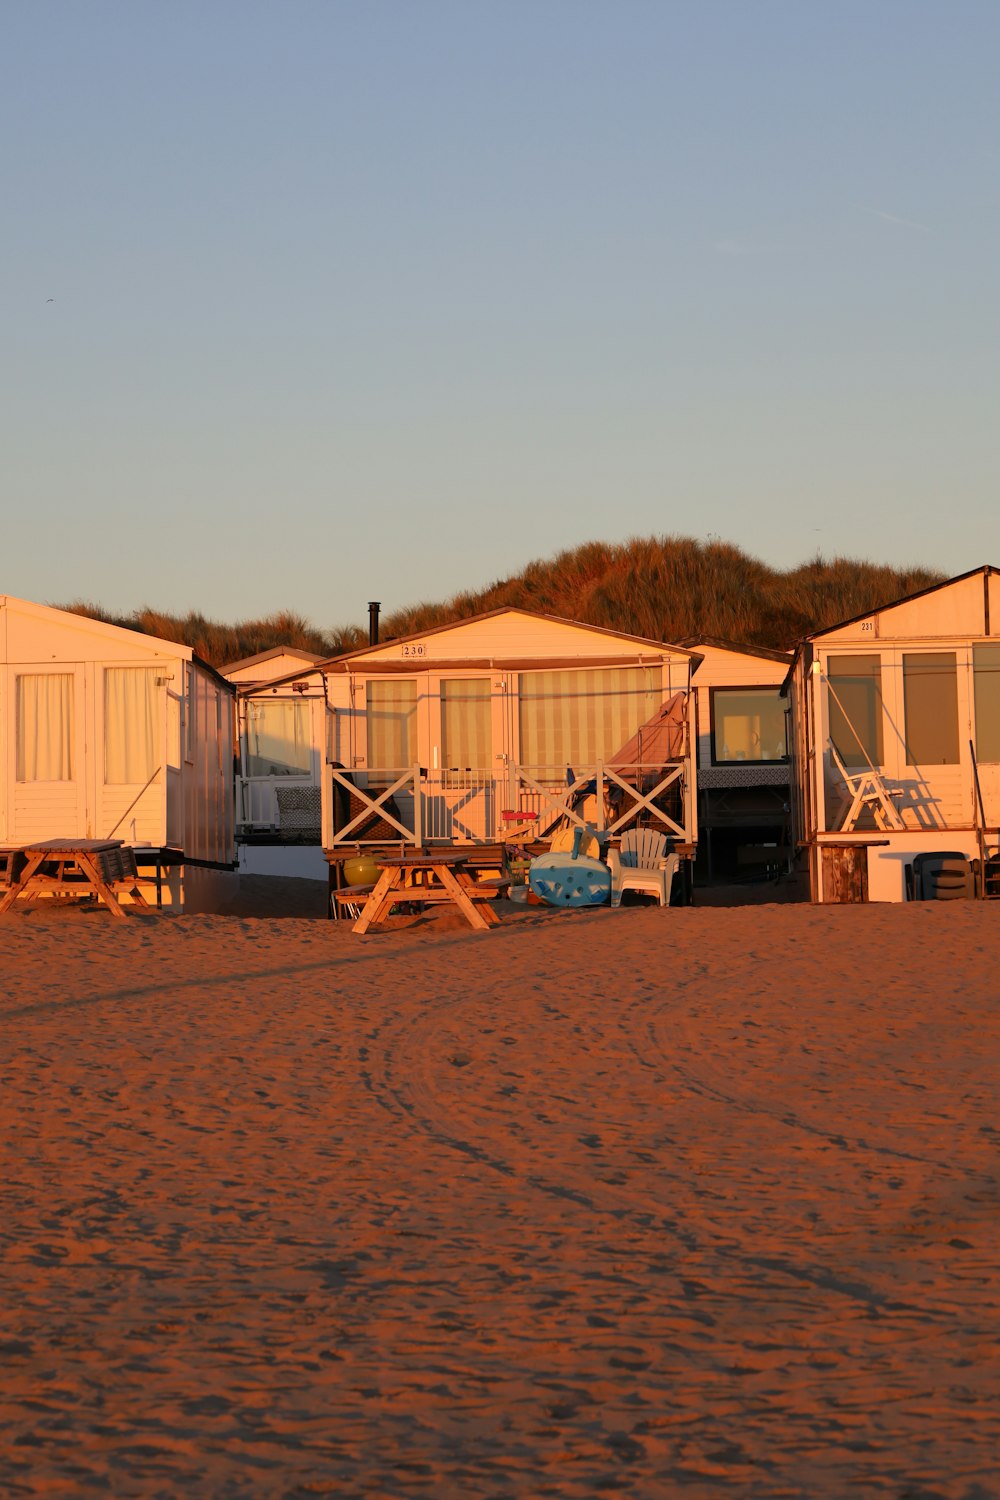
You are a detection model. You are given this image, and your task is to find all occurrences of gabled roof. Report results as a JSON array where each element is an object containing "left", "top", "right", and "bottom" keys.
[
  {"left": 799, "top": 564, "right": 999, "bottom": 642},
  {"left": 679, "top": 635, "right": 792, "bottom": 664},
  {"left": 0, "top": 593, "right": 235, "bottom": 692},
  {"left": 221, "top": 645, "right": 324, "bottom": 675},
  {"left": 782, "top": 564, "right": 1000, "bottom": 691},
  {"left": 1, "top": 592, "right": 196, "bottom": 659},
  {"left": 265, "top": 606, "right": 700, "bottom": 688}
]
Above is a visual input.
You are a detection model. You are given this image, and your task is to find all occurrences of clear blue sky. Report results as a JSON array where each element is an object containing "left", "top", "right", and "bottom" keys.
[{"left": 3, "top": 1, "right": 998, "bottom": 633}]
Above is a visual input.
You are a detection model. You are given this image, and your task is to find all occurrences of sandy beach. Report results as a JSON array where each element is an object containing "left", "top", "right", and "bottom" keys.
[{"left": 1, "top": 892, "right": 998, "bottom": 1497}]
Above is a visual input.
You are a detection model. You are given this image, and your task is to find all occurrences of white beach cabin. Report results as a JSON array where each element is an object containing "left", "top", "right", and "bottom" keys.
[
  {"left": 274, "top": 608, "right": 701, "bottom": 892},
  {"left": 222, "top": 646, "right": 328, "bottom": 880},
  {"left": 682, "top": 637, "right": 793, "bottom": 884},
  {"left": 785, "top": 566, "right": 1000, "bottom": 902},
  {"left": 0, "top": 594, "right": 237, "bottom": 910}
]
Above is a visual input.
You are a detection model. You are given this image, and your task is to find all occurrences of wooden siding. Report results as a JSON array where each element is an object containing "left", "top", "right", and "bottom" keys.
[
  {"left": 818, "top": 571, "right": 997, "bottom": 644},
  {"left": 353, "top": 610, "right": 687, "bottom": 666},
  {"left": 224, "top": 657, "right": 325, "bottom": 685}
]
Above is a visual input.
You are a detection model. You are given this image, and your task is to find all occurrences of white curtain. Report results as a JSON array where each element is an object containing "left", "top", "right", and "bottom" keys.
[
  {"left": 105, "top": 668, "right": 161, "bottom": 784},
  {"left": 441, "top": 679, "right": 492, "bottom": 772},
  {"left": 518, "top": 667, "right": 659, "bottom": 769},
  {"left": 245, "top": 698, "right": 310, "bottom": 777},
  {"left": 366, "top": 680, "right": 416, "bottom": 768},
  {"left": 17, "top": 674, "right": 75, "bottom": 782}
]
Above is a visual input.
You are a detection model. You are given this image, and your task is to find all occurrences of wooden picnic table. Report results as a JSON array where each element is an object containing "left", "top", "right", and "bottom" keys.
[
  {"left": 352, "top": 850, "right": 503, "bottom": 934},
  {"left": 0, "top": 840, "right": 151, "bottom": 920}
]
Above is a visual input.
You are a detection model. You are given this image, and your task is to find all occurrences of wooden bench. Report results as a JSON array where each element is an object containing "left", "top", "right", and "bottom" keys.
[
  {"left": 0, "top": 848, "right": 27, "bottom": 892},
  {"left": 333, "top": 876, "right": 509, "bottom": 920},
  {"left": 330, "top": 883, "right": 376, "bottom": 919},
  {"left": 0, "top": 840, "right": 151, "bottom": 919}
]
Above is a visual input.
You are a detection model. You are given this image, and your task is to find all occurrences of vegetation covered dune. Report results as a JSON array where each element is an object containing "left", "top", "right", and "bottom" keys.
[{"left": 61, "top": 536, "right": 941, "bottom": 667}]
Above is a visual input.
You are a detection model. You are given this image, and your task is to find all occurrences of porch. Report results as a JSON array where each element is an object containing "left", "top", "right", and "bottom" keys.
[{"left": 324, "top": 758, "right": 694, "bottom": 850}]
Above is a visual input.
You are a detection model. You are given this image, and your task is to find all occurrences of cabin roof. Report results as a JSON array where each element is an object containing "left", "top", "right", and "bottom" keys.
[
  {"left": 797, "top": 565, "right": 1000, "bottom": 642},
  {"left": 0, "top": 594, "right": 235, "bottom": 691},
  {"left": 678, "top": 635, "right": 792, "bottom": 664},
  {"left": 782, "top": 564, "right": 1000, "bottom": 690},
  {"left": 221, "top": 645, "right": 325, "bottom": 675},
  {"left": 265, "top": 606, "right": 700, "bottom": 687}
]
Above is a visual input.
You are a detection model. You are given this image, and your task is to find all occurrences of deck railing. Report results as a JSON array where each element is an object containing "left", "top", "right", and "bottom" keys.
[{"left": 326, "top": 761, "right": 690, "bottom": 847}]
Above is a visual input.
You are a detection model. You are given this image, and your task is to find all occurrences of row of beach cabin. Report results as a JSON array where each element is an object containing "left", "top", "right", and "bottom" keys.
[{"left": 2, "top": 565, "right": 999, "bottom": 909}]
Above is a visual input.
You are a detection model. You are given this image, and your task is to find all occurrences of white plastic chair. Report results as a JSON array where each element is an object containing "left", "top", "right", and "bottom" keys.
[
  {"left": 828, "top": 745, "right": 905, "bottom": 832},
  {"left": 609, "top": 828, "right": 678, "bottom": 907}
]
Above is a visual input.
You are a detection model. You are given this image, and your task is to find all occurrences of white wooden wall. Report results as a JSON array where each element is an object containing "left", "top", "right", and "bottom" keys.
[{"left": 0, "top": 597, "right": 235, "bottom": 870}]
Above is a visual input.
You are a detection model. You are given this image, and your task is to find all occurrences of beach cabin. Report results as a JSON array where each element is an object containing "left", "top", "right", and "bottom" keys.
[
  {"left": 222, "top": 647, "right": 328, "bottom": 880},
  {"left": 785, "top": 566, "right": 1000, "bottom": 902},
  {"left": 682, "top": 638, "right": 793, "bottom": 883},
  {"left": 275, "top": 608, "right": 701, "bottom": 885},
  {"left": 0, "top": 594, "right": 237, "bottom": 910}
]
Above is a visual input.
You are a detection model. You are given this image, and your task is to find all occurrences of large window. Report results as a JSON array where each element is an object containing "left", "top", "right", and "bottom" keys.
[
  {"left": 903, "top": 652, "right": 959, "bottom": 765},
  {"left": 245, "top": 697, "right": 311, "bottom": 777},
  {"left": 518, "top": 667, "right": 660, "bottom": 769},
  {"left": 105, "top": 668, "right": 161, "bottom": 784},
  {"left": 711, "top": 688, "right": 787, "bottom": 763},
  {"left": 366, "top": 680, "right": 417, "bottom": 769},
  {"left": 16, "top": 674, "right": 75, "bottom": 782},
  {"left": 441, "top": 679, "right": 492, "bottom": 777},
  {"left": 974, "top": 645, "right": 1000, "bottom": 764},
  {"left": 827, "top": 655, "right": 884, "bottom": 769}
]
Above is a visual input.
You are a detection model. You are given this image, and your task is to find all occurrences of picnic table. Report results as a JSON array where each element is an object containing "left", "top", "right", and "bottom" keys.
[
  {"left": 0, "top": 840, "right": 151, "bottom": 920},
  {"left": 350, "top": 850, "right": 504, "bottom": 934}
]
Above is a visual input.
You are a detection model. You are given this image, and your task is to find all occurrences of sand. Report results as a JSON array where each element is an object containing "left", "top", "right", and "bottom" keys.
[{"left": 1, "top": 892, "right": 998, "bottom": 1497}]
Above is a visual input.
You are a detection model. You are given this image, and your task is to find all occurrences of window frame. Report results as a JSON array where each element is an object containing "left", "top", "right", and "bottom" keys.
[
  {"left": 708, "top": 684, "right": 789, "bottom": 767},
  {"left": 243, "top": 694, "right": 312, "bottom": 779},
  {"left": 901, "top": 650, "right": 960, "bottom": 768},
  {"left": 825, "top": 653, "right": 886, "bottom": 770},
  {"left": 365, "top": 677, "right": 418, "bottom": 772},
  {"left": 973, "top": 644, "right": 1000, "bottom": 766}
]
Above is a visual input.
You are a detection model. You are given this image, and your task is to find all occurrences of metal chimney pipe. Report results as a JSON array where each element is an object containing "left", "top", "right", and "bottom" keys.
[{"left": 368, "top": 601, "right": 381, "bottom": 646}]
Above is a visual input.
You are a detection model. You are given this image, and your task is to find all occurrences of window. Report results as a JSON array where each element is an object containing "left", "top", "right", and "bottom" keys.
[
  {"left": 827, "top": 655, "right": 884, "bottom": 768},
  {"left": 518, "top": 667, "right": 660, "bottom": 768},
  {"left": 903, "top": 652, "right": 959, "bottom": 765},
  {"left": 166, "top": 692, "right": 182, "bottom": 772},
  {"left": 441, "top": 679, "right": 492, "bottom": 778},
  {"left": 185, "top": 664, "right": 197, "bottom": 762},
  {"left": 16, "top": 674, "right": 75, "bottom": 782},
  {"left": 105, "top": 668, "right": 161, "bottom": 784},
  {"left": 711, "top": 688, "right": 787, "bottom": 763},
  {"left": 366, "top": 680, "right": 417, "bottom": 769},
  {"left": 974, "top": 645, "right": 1000, "bottom": 764},
  {"left": 245, "top": 698, "right": 310, "bottom": 777}
]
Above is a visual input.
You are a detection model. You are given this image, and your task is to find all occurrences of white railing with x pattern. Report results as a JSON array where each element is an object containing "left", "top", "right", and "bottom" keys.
[{"left": 326, "top": 761, "right": 690, "bottom": 847}]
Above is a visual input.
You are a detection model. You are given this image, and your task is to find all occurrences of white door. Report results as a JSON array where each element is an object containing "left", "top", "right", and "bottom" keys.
[
  {"left": 971, "top": 644, "right": 1000, "bottom": 827},
  {"left": 98, "top": 665, "right": 168, "bottom": 845},
  {"left": 7, "top": 665, "right": 89, "bottom": 842},
  {"left": 891, "top": 648, "right": 971, "bottom": 830}
]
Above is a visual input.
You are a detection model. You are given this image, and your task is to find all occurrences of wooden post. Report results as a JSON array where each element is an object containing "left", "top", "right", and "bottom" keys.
[
  {"left": 412, "top": 765, "right": 422, "bottom": 848},
  {"left": 821, "top": 844, "right": 869, "bottom": 903}
]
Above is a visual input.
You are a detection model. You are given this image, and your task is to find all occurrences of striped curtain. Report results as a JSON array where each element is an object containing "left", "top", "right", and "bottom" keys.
[
  {"left": 441, "top": 679, "right": 492, "bottom": 772},
  {"left": 366, "top": 680, "right": 417, "bottom": 768},
  {"left": 16, "top": 673, "right": 75, "bottom": 782},
  {"left": 518, "top": 668, "right": 660, "bottom": 769}
]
